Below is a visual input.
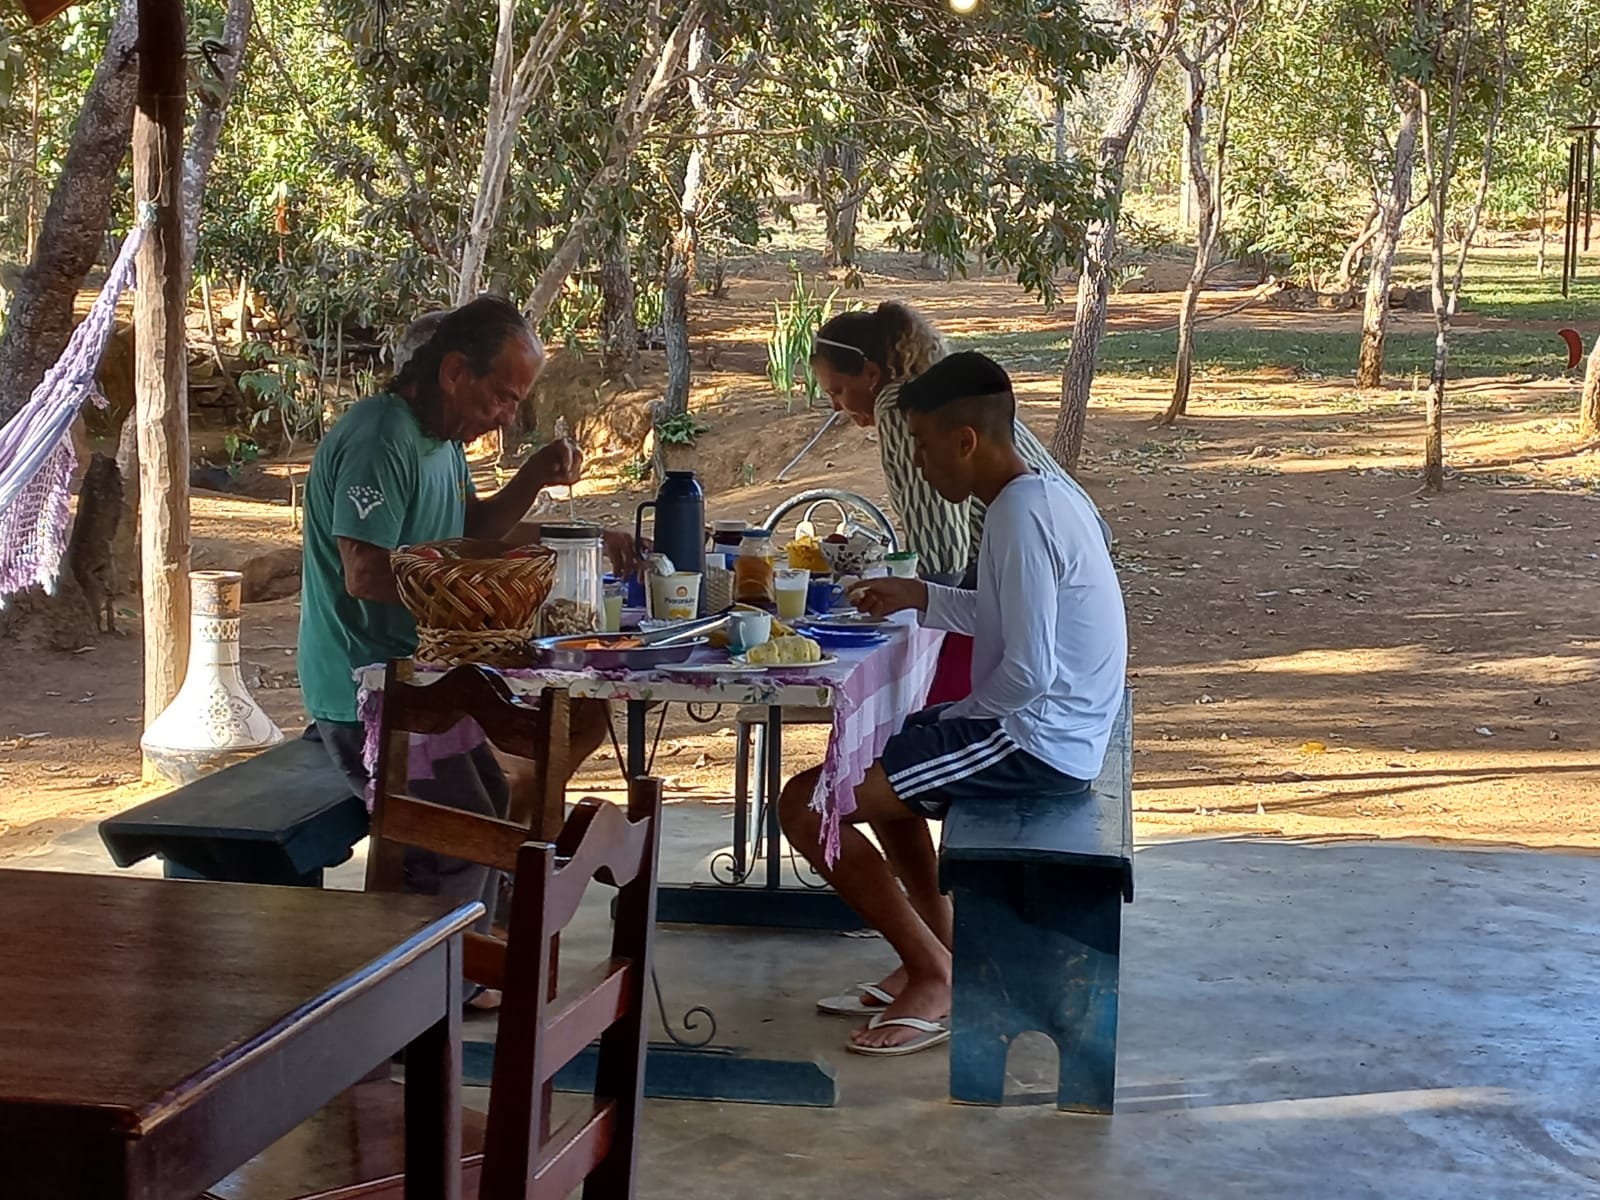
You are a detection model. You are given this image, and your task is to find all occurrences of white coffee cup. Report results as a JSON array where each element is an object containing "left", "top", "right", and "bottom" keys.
[{"left": 728, "top": 610, "right": 772, "bottom": 652}]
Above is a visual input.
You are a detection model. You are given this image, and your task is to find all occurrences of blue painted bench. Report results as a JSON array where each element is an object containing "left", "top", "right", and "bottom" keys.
[
  {"left": 938, "top": 689, "right": 1133, "bottom": 1114},
  {"left": 99, "top": 729, "right": 368, "bottom": 887}
]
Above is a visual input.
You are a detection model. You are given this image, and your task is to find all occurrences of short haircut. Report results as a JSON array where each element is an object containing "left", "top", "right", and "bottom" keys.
[
  {"left": 388, "top": 295, "right": 539, "bottom": 394},
  {"left": 895, "top": 350, "right": 1016, "bottom": 444}
]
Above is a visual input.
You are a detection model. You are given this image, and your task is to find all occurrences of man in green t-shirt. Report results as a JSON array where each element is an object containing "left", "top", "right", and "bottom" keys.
[{"left": 298, "top": 296, "right": 619, "bottom": 1008}]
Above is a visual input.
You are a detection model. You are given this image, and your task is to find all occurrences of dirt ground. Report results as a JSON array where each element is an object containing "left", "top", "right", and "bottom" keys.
[{"left": 3, "top": 257, "right": 1598, "bottom": 864}]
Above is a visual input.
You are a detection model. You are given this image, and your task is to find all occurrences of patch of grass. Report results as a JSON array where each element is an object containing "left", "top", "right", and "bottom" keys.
[
  {"left": 1390, "top": 248, "right": 1600, "bottom": 322},
  {"left": 961, "top": 326, "right": 1574, "bottom": 381}
]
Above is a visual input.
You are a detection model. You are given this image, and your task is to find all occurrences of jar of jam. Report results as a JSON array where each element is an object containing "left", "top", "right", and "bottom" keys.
[
  {"left": 733, "top": 530, "right": 776, "bottom": 609},
  {"left": 710, "top": 520, "right": 747, "bottom": 555}
]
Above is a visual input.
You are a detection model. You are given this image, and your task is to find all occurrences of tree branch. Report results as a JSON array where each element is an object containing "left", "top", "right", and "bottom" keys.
[
  {"left": 522, "top": 0, "right": 711, "bottom": 325},
  {"left": 183, "top": 0, "right": 254, "bottom": 267}
]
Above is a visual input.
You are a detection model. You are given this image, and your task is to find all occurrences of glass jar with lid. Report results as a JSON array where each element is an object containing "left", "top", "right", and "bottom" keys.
[
  {"left": 709, "top": 519, "right": 747, "bottom": 555},
  {"left": 536, "top": 525, "right": 604, "bottom": 637},
  {"left": 733, "top": 529, "right": 777, "bottom": 609}
]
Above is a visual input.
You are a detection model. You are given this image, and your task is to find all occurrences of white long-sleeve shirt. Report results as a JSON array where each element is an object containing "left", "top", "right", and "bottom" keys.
[{"left": 923, "top": 472, "right": 1127, "bottom": 781}]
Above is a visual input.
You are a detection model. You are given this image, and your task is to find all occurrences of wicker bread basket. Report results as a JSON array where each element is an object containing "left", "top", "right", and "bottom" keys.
[{"left": 391, "top": 538, "right": 556, "bottom": 666}]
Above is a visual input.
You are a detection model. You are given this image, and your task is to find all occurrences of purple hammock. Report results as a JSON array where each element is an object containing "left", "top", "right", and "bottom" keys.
[{"left": 0, "top": 224, "right": 146, "bottom": 606}]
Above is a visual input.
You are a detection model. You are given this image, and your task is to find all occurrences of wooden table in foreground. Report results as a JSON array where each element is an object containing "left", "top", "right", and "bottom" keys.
[{"left": 0, "top": 868, "right": 480, "bottom": 1200}]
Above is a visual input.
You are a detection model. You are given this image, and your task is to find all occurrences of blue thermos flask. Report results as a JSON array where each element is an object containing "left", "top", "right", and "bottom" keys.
[{"left": 634, "top": 470, "right": 705, "bottom": 581}]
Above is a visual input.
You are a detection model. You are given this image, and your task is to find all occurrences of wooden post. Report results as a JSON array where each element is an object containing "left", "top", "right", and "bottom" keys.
[{"left": 134, "top": 0, "right": 190, "bottom": 772}]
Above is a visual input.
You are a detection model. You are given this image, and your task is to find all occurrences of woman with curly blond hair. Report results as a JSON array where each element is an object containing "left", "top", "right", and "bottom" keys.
[{"left": 810, "top": 301, "right": 1108, "bottom": 583}]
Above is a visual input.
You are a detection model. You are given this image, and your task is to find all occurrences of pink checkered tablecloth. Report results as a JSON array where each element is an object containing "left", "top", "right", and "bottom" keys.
[{"left": 355, "top": 617, "right": 945, "bottom": 863}]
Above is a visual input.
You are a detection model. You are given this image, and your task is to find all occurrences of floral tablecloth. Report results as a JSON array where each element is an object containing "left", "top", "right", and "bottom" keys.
[{"left": 355, "top": 617, "right": 945, "bottom": 862}]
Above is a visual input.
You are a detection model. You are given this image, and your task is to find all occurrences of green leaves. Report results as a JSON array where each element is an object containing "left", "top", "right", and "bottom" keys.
[
  {"left": 768, "top": 272, "right": 851, "bottom": 412},
  {"left": 655, "top": 409, "right": 708, "bottom": 445}
]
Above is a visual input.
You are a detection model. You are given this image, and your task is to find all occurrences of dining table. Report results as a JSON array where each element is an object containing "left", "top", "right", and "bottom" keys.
[
  {"left": 353, "top": 613, "right": 945, "bottom": 1107},
  {"left": 355, "top": 613, "right": 946, "bottom": 931},
  {"left": 0, "top": 867, "right": 481, "bottom": 1200}
]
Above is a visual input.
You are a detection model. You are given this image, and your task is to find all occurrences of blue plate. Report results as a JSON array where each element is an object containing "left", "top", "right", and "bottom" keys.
[
  {"left": 804, "top": 626, "right": 888, "bottom": 650},
  {"left": 801, "top": 616, "right": 893, "bottom": 633}
]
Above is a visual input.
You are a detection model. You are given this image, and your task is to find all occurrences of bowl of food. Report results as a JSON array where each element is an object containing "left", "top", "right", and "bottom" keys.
[
  {"left": 532, "top": 632, "right": 707, "bottom": 671},
  {"left": 817, "top": 530, "right": 887, "bottom": 578}
]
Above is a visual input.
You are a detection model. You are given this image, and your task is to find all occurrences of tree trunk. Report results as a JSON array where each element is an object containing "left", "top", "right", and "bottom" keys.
[
  {"left": 456, "top": 0, "right": 587, "bottom": 303},
  {"left": 1162, "top": 46, "right": 1232, "bottom": 426},
  {"left": 26, "top": 70, "right": 42, "bottom": 259},
  {"left": 1049, "top": 0, "right": 1181, "bottom": 472},
  {"left": 1424, "top": 322, "right": 1447, "bottom": 492},
  {"left": 1053, "top": 89, "right": 1067, "bottom": 165},
  {"left": 1536, "top": 184, "right": 1548, "bottom": 276},
  {"left": 523, "top": 0, "right": 708, "bottom": 327},
  {"left": 1178, "top": 100, "right": 1197, "bottom": 232},
  {"left": 599, "top": 232, "right": 639, "bottom": 380},
  {"left": 458, "top": 0, "right": 519, "bottom": 304},
  {"left": 662, "top": 237, "right": 692, "bottom": 416},
  {"left": 1423, "top": 136, "right": 1453, "bottom": 497},
  {"left": 0, "top": 0, "right": 138, "bottom": 428},
  {"left": 113, "top": 412, "right": 141, "bottom": 594},
  {"left": 1580, "top": 333, "right": 1600, "bottom": 439},
  {"left": 0, "top": 0, "right": 137, "bottom": 649},
  {"left": 135, "top": 0, "right": 192, "bottom": 740},
  {"left": 822, "top": 142, "right": 863, "bottom": 272},
  {"left": 916, "top": 194, "right": 948, "bottom": 277},
  {"left": 182, "top": 0, "right": 253, "bottom": 266},
  {"left": 1418, "top": 3, "right": 1508, "bottom": 494},
  {"left": 1356, "top": 101, "right": 1420, "bottom": 389},
  {"left": 662, "top": 26, "right": 708, "bottom": 417}
]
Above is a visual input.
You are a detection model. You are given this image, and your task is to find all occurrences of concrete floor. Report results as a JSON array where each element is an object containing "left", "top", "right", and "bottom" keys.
[{"left": 19, "top": 801, "right": 1600, "bottom": 1198}]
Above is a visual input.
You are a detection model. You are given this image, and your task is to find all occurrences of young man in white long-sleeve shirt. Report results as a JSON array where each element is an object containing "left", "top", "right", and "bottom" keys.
[{"left": 777, "top": 351, "right": 1127, "bottom": 1055}]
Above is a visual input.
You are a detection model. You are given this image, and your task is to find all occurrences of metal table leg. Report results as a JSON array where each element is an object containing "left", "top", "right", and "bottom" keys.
[
  {"left": 626, "top": 698, "right": 648, "bottom": 779},
  {"left": 764, "top": 705, "right": 783, "bottom": 891},
  {"left": 653, "top": 698, "right": 858, "bottom": 931}
]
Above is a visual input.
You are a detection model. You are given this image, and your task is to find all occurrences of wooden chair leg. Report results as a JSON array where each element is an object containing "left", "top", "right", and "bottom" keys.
[{"left": 366, "top": 659, "right": 413, "bottom": 896}]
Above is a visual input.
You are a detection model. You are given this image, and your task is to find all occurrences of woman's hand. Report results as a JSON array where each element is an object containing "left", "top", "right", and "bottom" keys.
[
  {"left": 603, "top": 528, "right": 645, "bottom": 577},
  {"left": 847, "top": 576, "right": 927, "bottom": 618}
]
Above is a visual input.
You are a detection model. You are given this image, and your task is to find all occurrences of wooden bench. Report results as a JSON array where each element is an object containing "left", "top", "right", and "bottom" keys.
[
  {"left": 938, "top": 688, "right": 1133, "bottom": 1114},
  {"left": 99, "top": 731, "right": 368, "bottom": 887}
]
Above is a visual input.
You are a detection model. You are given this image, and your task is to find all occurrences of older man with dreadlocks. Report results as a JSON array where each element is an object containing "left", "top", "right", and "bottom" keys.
[{"left": 298, "top": 296, "right": 626, "bottom": 1010}]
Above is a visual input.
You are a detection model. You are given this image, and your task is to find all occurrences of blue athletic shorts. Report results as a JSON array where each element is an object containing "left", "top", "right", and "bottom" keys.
[{"left": 878, "top": 705, "right": 1091, "bottom": 820}]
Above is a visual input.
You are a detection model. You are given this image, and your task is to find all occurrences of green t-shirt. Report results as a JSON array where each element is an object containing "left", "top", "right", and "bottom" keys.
[{"left": 297, "top": 393, "right": 473, "bottom": 722}]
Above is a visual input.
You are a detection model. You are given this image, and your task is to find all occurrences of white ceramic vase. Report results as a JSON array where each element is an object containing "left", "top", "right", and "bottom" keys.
[{"left": 141, "top": 570, "right": 284, "bottom": 783}]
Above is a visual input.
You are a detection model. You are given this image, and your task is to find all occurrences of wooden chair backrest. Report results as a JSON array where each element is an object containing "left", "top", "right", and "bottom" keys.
[
  {"left": 480, "top": 780, "right": 662, "bottom": 1200},
  {"left": 373, "top": 660, "right": 571, "bottom": 850},
  {"left": 369, "top": 661, "right": 569, "bottom": 989}
]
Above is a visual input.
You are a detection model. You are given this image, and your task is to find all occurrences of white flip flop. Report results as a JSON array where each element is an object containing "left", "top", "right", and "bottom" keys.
[
  {"left": 816, "top": 982, "right": 896, "bottom": 1016},
  {"left": 845, "top": 1012, "right": 951, "bottom": 1057}
]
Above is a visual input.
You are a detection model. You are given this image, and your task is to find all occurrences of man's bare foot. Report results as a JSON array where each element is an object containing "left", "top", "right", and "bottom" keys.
[{"left": 849, "top": 974, "right": 950, "bottom": 1050}]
